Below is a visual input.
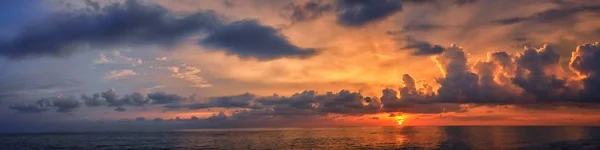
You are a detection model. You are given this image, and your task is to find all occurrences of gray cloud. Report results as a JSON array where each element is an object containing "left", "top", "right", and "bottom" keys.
[
  {"left": 454, "top": 0, "right": 479, "bottom": 6},
  {"left": 1, "top": 0, "right": 317, "bottom": 61},
  {"left": 401, "top": 23, "right": 446, "bottom": 33},
  {"left": 208, "top": 93, "right": 256, "bottom": 108},
  {"left": 148, "top": 92, "right": 185, "bottom": 104},
  {"left": 114, "top": 107, "right": 126, "bottom": 112},
  {"left": 281, "top": 0, "right": 475, "bottom": 27},
  {"left": 8, "top": 88, "right": 195, "bottom": 113},
  {"left": 81, "top": 93, "right": 104, "bottom": 107},
  {"left": 8, "top": 99, "right": 50, "bottom": 114},
  {"left": 569, "top": 42, "right": 600, "bottom": 101},
  {"left": 179, "top": 89, "right": 464, "bottom": 115},
  {"left": 512, "top": 45, "right": 569, "bottom": 101},
  {"left": 495, "top": 5, "right": 600, "bottom": 25},
  {"left": 0, "top": 0, "right": 223, "bottom": 59},
  {"left": 52, "top": 96, "right": 81, "bottom": 113},
  {"left": 200, "top": 20, "right": 317, "bottom": 60},
  {"left": 8, "top": 96, "right": 80, "bottom": 114},
  {"left": 100, "top": 89, "right": 149, "bottom": 107},
  {"left": 435, "top": 45, "right": 482, "bottom": 102},
  {"left": 8, "top": 43, "right": 600, "bottom": 116},
  {"left": 281, "top": 0, "right": 333, "bottom": 23},
  {"left": 335, "top": 0, "right": 403, "bottom": 27},
  {"left": 400, "top": 36, "right": 446, "bottom": 56}
]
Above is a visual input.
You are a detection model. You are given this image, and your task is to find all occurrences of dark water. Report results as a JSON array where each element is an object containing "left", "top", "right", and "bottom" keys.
[{"left": 1, "top": 126, "right": 600, "bottom": 150}]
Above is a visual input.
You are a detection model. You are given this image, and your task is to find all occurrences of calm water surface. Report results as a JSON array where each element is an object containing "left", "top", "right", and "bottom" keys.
[{"left": 1, "top": 126, "right": 599, "bottom": 150}]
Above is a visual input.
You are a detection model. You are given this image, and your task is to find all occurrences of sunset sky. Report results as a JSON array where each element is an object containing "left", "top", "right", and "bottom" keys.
[{"left": 2, "top": 0, "right": 600, "bottom": 132}]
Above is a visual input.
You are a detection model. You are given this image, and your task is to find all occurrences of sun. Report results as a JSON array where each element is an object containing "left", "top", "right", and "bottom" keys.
[{"left": 394, "top": 115, "right": 405, "bottom": 126}]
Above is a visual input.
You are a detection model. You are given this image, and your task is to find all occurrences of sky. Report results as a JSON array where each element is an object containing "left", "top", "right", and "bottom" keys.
[{"left": 1, "top": 0, "right": 600, "bottom": 133}]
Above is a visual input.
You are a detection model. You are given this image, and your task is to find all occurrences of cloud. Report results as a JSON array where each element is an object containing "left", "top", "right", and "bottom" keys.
[
  {"left": 512, "top": 45, "right": 569, "bottom": 101},
  {"left": 8, "top": 96, "right": 80, "bottom": 113},
  {"left": 401, "top": 23, "right": 446, "bottom": 33},
  {"left": 171, "top": 93, "right": 256, "bottom": 110},
  {"left": 569, "top": 42, "right": 600, "bottom": 101},
  {"left": 100, "top": 89, "right": 148, "bottom": 107},
  {"left": 208, "top": 93, "right": 256, "bottom": 108},
  {"left": 0, "top": 0, "right": 223, "bottom": 59},
  {"left": 180, "top": 89, "right": 463, "bottom": 115},
  {"left": 454, "top": 0, "right": 479, "bottom": 6},
  {"left": 281, "top": 0, "right": 333, "bottom": 23},
  {"left": 8, "top": 99, "right": 50, "bottom": 114},
  {"left": 281, "top": 0, "right": 478, "bottom": 27},
  {"left": 434, "top": 45, "right": 482, "bottom": 102},
  {"left": 114, "top": 107, "right": 126, "bottom": 112},
  {"left": 9, "top": 42, "right": 600, "bottom": 116},
  {"left": 400, "top": 36, "right": 446, "bottom": 56},
  {"left": 167, "top": 64, "right": 212, "bottom": 88},
  {"left": 200, "top": 20, "right": 317, "bottom": 60},
  {"left": 52, "top": 96, "right": 81, "bottom": 113},
  {"left": 105, "top": 70, "right": 138, "bottom": 80},
  {"left": 494, "top": 5, "right": 600, "bottom": 25},
  {"left": 148, "top": 92, "right": 186, "bottom": 104},
  {"left": 93, "top": 51, "right": 143, "bottom": 66},
  {"left": 9, "top": 89, "right": 194, "bottom": 113},
  {"left": 335, "top": 0, "right": 403, "bottom": 27},
  {"left": 81, "top": 93, "right": 104, "bottom": 107},
  {"left": 1, "top": 0, "right": 316, "bottom": 61}
]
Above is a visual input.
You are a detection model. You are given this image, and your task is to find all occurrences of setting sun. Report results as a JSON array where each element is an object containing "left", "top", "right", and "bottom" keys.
[{"left": 397, "top": 120, "right": 403, "bottom": 126}]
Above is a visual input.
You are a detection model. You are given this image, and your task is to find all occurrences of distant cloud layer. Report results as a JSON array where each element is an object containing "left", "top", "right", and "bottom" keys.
[{"left": 10, "top": 42, "right": 600, "bottom": 115}]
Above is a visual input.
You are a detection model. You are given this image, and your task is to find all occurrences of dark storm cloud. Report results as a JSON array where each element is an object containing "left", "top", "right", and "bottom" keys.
[
  {"left": 316, "top": 90, "right": 380, "bottom": 114},
  {"left": 281, "top": 0, "right": 474, "bottom": 27},
  {"left": 494, "top": 5, "right": 600, "bottom": 25},
  {"left": 8, "top": 99, "right": 51, "bottom": 114},
  {"left": 222, "top": 0, "right": 235, "bottom": 8},
  {"left": 8, "top": 96, "right": 81, "bottom": 113},
  {"left": 97, "top": 89, "right": 198, "bottom": 107},
  {"left": 101, "top": 89, "right": 149, "bottom": 107},
  {"left": 180, "top": 89, "right": 464, "bottom": 115},
  {"left": 401, "top": 23, "right": 446, "bottom": 33},
  {"left": 114, "top": 107, "right": 126, "bottom": 112},
  {"left": 454, "top": 0, "right": 478, "bottom": 6},
  {"left": 148, "top": 92, "right": 185, "bottom": 104},
  {"left": 434, "top": 45, "right": 482, "bottom": 102},
  {"left": 512, "top": 45, "right": 570, "bottom": 101},
  {"left": 208, "top": 93, "right": 256, "bottom": 108},
  {"left": 0, "top": 0, "right": 223, "bottom": 59},
  {"left": 81, "top": 93, "right": 104, "bottom": 107},
  {"left": 186, "top": 103, "right": 212, "bottom": 110},
  {"left": 0, "top": 0, "right": 318, "bottom": 61},
  {"left": 7, "top": 89, "right": 196, "bottom": 113},
  {"left": 570, "top": 43, "right": 600, "bottom": 101},
  {"left": 200, "top": 20, "right": 317, "bottom": 60},
  {"left": 52, "top": 96, "right": 81, "bottom": 113},
  {"left": 335, "top": 0, "right": 403, "bottom": 27},
  {"left": 183, "top": 93, "right": 256, "bottom": 110},
  {"left": 400, "top": 36, "right": 446, "bottom": 56},
  {"left": 282, "top": 0, "right": 333, "bottom": 23}
]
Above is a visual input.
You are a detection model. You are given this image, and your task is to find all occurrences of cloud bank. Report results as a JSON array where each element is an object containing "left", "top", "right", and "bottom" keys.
[
  {"left": 0, "top": 0, "right": 315, "bottom": 61},
  {"left": 10, "top": 42, "right": 600, "bottom": 116}
]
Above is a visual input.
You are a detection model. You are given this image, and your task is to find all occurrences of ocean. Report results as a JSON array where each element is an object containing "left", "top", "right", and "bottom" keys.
[{"left": 1, "top": 126, "right": 599, "bottom": 150}]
